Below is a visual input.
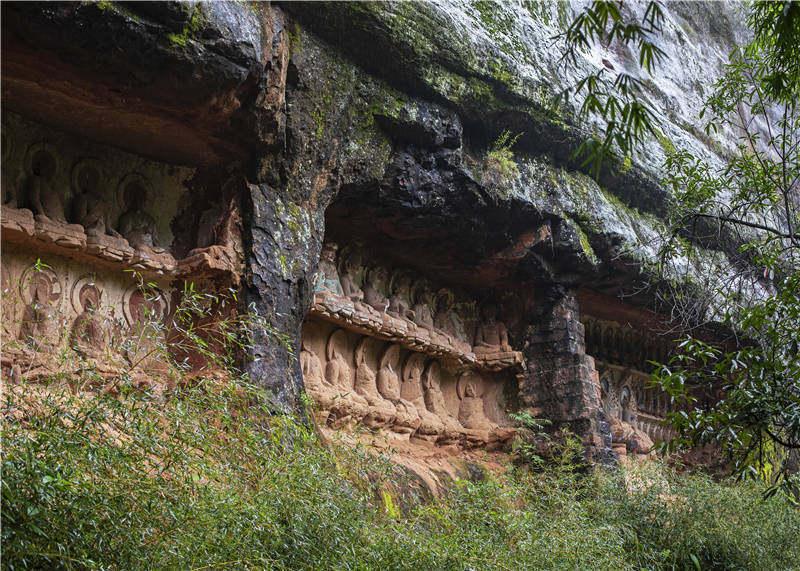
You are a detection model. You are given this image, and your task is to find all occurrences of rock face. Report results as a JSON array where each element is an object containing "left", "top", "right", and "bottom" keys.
[{"left": 1, "top": 1, "right": 748, "bottom": 462}]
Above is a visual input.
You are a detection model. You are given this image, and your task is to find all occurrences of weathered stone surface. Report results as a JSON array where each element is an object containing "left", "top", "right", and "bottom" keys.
[
  {"left": 2, "top": 0, "right": 269, "bottom": 165},
  {"left": 285, "top": 1, "right": 762, "bottom": 307},
  {"left": 521, "top": 285, "right": 611, "bottom": 461},
  {"left": 1, "top": 0, "right": 748, "bottom": 463}
]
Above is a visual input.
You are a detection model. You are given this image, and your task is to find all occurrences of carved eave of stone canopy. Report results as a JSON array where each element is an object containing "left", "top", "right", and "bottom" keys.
[
  {"left": 582, "top": 314, "right": 674, "bottom": 373},
  {"left": 2, "top": 206, "right": 240, "bottom": 281},
  {"left": 310, "top": 291, "right": 526, "bottom": 376}
]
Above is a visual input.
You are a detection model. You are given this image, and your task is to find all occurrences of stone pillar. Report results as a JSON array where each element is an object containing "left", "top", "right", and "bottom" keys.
[
  {"left": 521, "top": 285, "right": 613, "bottom": 463},
  {"left": 242, "top": 182, "right": 321, "bottom": 415}
]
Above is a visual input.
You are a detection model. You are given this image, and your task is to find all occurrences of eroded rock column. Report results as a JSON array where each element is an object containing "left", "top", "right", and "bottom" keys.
[
  {"left": 243, "top": 184, "right": 321, "bottom": 414},
  {"left": 522, "top": 285, "right": 612, "bottom": 462}
]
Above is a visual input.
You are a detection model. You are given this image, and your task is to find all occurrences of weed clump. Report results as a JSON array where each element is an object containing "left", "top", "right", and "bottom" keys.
[{"left": 482, "top": 130, "right": 522, "bottom": 190}]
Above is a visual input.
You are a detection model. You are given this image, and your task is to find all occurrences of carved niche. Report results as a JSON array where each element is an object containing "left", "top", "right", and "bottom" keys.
[
  {"left": 0, "top": 113, "right": 243, "bottom": 382},
  {"left": 421, "top": 361, "right": 463, "bottom": 444},
  {"left": 363, "top": 266, "right": 390, "bottom": 314},
  {"left": 583, "top": 316, "right": 673, "bottom": 372},
  {"left": 324, "top": 328, "right": 370, "bottom": 427},
  {"left": 314, "top": 242, "right": 344, "bottom": 296},
  {"left": 23, "top": 143, "right": 67, "bottom": 223},
  {"left": 387, "top": 271, "right": 415, "bottom": 321},
  {"left": 17, "top": 264, "right": 63, "bottom": 351},
  {"left": 596, "top": 364, "right": 676, "bottom": 455},
  {"left": 401, "top": 353, "right": 440, "bottom": 439},
  {"left": 338, "top": 247, "right": 366, "bottom": 307},
  {"left": 69, "top": 275, "right": 107, "bottom": 358},
  {"left": 473, "top": 302, "right": 511, "bottom": 355},
  {"left": 585, "top": 316, "right": 678, "bottom": 454},
  {"left": 434, "top": 289, "right": 471, "bottom": 354},
  {"left": 354, "top": 336, "right": 395, "bottom": 428},
  {"left": 302, "top": 242, "right": 521, "bottom": 449}
]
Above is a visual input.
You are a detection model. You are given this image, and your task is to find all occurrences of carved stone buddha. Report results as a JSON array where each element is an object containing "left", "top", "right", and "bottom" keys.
[
  {"left": 324, "top": 330, "right": 369, "bottom": 427},
  {"left": 411, "top": 284, "right": 435, "bottom": 331},
  {"left": 473, "top": 303, "right": 511, "bottom": 354},
  {"left": 338, "top": 251, "right": 365, "bottom": 305},
  {"left": 457, "top": 371, "right": 493, "bottom": 432},
  {"left": 70, "top": 283, "right": 105, "bottom": 357},
  {"left": 18, "top": 269, "right": 59, "bottom": 351},
  {"left": 315, "top": 242, "right": 344, "bottom": 296},
  {"left": 434, "top": 291, "right": 466, "bottom": 340},
  {"left": 363, "top": 266, "right": 390, "bottom": 314},
  {"left": 71, "top": 161, "right": 120, "bottom": 239},
  {"left": 401, "top": 353, "right": 445, "bottom": 439},
  {"left": 422, "top": 361, "right": 463, "bottom": 442},
  {"left": 388, "top": 272, "right": 414, "bottom": 320},
  {"left": 376, "top": 344, "right": 420, "bottom": 434},
  {"left": 26, "top": 148, "right": 66, "bottom": 223},
  {"left": 300, "top": 338, "right": 338, "bottom": 423},
  {"left": 353, "top": 337, "right": 396, "bottom": 427},
  {"left": 118, "top": 178, "right": 162, "bottom": 251}
]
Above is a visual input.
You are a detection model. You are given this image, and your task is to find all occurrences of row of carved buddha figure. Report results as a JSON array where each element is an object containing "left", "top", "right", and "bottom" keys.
[
  {"left": 314, "top": 242, "right": 513, "bottom": 357},
  {"left": 300, "top": 324, "right": 516, "bottom": 447},
  {"left": 599, "top": 364, "right": 676, "bottom": 454},
  {"left": 2, "top": 142, "right": 167, "bottom": 255},
  {"left": 2, "top": 261, "right": 168, "bottom": 366}
]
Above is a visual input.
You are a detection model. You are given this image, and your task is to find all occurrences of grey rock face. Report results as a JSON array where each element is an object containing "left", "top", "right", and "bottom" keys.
[{"left": 1, "top": 1, "right": 758, "bottom": 424}]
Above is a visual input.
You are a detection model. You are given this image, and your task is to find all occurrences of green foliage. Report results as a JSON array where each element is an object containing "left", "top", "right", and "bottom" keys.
[
  {"left": 2, "top": 381, "right": 374, "bottom": 570},
  {"left": 653, "top": 1, "right": 800, "bottom": 498},
  {"left": 509, "top": 411, "right": 552, "bottom": 467},
  {"left": 482, "top": 130, "right": 522, "bottom": 189},
  {"left": 561, "top": 0, "right": 800, "bottom": 498},
  {"left": 591, "top": 461, "right": 800, "bottom": 570},
  {"left": 746, "top": 1, "right": 800, "bottom": 104},
  {"left": 654, "top": 272, "right": 800, "bottom": 498},
  {"left": 121, "top": 271, "right": 291, "bottom": 378},
  {"left": 557, "top": 1, "right": 665, "bottom": 178},
  {"left": 4, "top": 380, "right": 800, "bottom": 570}
]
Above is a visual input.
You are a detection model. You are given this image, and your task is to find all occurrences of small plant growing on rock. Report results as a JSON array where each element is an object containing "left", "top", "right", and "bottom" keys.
[
  {"left": 482, "top": 130, "right": 522, "bottom": 189},
  {"left": 510, "top": 411, "right": 551, "bottom": 468}
]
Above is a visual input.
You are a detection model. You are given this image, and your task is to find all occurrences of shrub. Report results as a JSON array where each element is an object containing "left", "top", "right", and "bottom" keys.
[{"left": 3, "top": 378, "right": 799, "bottom": 570}]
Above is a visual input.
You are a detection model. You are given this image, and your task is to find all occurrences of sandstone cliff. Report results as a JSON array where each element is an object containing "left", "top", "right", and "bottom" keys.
[{"left": 1, "top": 1, "right": 752, "bottom": 464}]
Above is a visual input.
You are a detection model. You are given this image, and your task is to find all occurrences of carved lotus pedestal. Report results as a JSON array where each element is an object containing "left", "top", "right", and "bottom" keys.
[
  {"left": 34, "top": 215, "right": 86, "bottom": 250},
  {"left": 1, "top": 207, "right": 35, "bottom": 240},
  {"left": 86, "top": 233, "right": 135, "bottom": 263},
  {"left": 128, "top": 246, "right": 177, "bottom": 274}
]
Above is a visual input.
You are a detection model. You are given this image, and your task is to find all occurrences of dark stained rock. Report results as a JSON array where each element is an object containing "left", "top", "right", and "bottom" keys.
[{"left": 1, "top": 0, "right": 269, "bottom": 165}]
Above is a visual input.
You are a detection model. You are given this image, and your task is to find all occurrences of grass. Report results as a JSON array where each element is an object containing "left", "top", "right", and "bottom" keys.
[
  {"left": 3, "top": 375, "right": 799, "bottom": 571},
  {"left": 482, "top": 130, "right": 522, "bottom": 190}
]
